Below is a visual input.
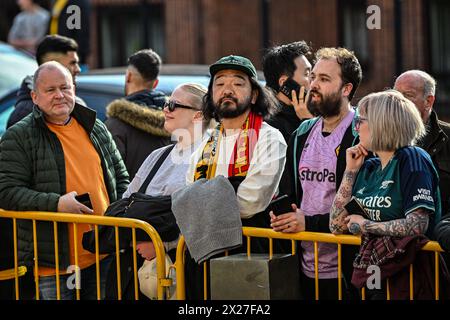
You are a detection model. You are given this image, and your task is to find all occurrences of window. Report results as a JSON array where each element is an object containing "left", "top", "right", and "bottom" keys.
[
  {"left": 338, "top": 0, "right": 369, "bottom": 70},
  {"left": 429, "top": 0, "right": 450, "bottom": 118},
  {"left": 98, "top": 4, "right": 165, "bottom": 68},
  {"left": 429, "top": 0, "right": 450, "bottom": 75}
]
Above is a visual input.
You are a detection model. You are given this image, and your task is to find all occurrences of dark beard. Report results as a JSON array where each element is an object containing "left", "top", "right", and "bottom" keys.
[
  {"left": 214, "top": 96, "right": 252, "bottom": 119},
  {"left": 307, "top": 90, "right": 342, "bottom": 118}
]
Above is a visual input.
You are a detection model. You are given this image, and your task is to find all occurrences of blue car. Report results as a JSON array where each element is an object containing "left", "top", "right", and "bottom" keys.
[
  {"left": 0, "top": 43, "right": 266, "bottom": 137},
  {"left": 0, "top": 42, "right": 38, "bottom": 134},
  {"left": 0, "top": 42, "right": 38, "bottom": 97},
  {"left": 74, "top": 68, "right": 211, "bottom": 121}
]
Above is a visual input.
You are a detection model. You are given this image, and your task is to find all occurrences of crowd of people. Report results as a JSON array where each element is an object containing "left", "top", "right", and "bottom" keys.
[{"left": 0, "top": 32, "right": 450, "bottom": 300}]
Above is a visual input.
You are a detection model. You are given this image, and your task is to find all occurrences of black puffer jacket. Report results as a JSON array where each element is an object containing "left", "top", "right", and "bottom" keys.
[
  {"left": 435, "top": 214, "right": 450, "bottom": 252},
  {"left": 105, "top": 90, "right": 171, "bottom": 180},
  {"left": 418, "top": 111, "right": 450, "bottom": 216},
  {"left": 0, "top": 103, "right": 129, "bottom": 269},
  {"left": 125, "top": 89, "right": 167, "bottom": 108},
  {"left": 267, "top": 101, "right": 302, "bottom": 143}
]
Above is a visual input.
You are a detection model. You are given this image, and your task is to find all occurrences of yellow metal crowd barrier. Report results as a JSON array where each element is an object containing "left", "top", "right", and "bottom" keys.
[
  {"left": 175, "top": 227, "right": 444, "bottom": 301},
  {"left": 0, "top": 209, "right": 170, "bottom": 300},
  {"left": 1, "top": 209, "right": 444, "bottom": 301}
]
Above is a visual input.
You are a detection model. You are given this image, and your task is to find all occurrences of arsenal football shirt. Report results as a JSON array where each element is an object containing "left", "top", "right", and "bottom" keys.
[{"left": 352, "top": 146, "right": 441, "bottom": 238}]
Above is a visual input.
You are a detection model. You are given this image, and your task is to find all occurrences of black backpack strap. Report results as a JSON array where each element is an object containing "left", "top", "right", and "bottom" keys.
[{"left": 138, "top": 144, "right": 175, "bottom": 193}]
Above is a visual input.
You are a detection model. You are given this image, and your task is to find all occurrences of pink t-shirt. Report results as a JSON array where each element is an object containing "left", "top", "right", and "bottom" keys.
[{"left": 299, "top": 110, "right": 354, "bottom": 279}]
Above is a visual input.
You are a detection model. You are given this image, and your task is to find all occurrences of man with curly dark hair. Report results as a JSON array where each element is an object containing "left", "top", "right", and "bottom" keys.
[{"left": 263, "top": 41, "right": 313, "bottom": 142}]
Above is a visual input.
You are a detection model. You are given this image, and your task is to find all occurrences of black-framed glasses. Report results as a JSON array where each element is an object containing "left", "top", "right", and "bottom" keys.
[
  {"left": 164, "top": 100, "right": 197, "bottom": 112},
  {"left": 354, "top": 115, "right": 368, "bottom": 130}
]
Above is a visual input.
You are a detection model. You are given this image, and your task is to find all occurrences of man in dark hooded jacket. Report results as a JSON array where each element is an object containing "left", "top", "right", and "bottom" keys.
[
  {"left": 105, "top": 49, "right": 171, "bottom": 180},
  {"left": 263, "top": 41, "right": 313, "bottom": 143}
]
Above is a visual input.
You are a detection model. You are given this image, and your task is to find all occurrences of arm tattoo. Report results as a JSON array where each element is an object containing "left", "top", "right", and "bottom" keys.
[
  {"left": 330, "top": 170, "right": 358, "bottom": 234},
  {"left": 349, "top": 223, "right": 361, "bottom": 234},
  {"left": 363, "top": 208, "right": 430, "bottom": 237}
]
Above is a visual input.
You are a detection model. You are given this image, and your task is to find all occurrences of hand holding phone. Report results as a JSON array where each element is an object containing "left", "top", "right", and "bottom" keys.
[
  {"left": 280, "top": 78, "right": 311, "bottom": 120},
  {"left": 344, "top": 197, "right": 369, "bottom": 218},
  {"left": 268, "top": 195, "right": 294, "bottom": 216},
  {"left": 279, "top": 78, "right": 307, "bottom": 101},
  {"left": 75, "top": 193, "right": 93, "bottom": 210}
]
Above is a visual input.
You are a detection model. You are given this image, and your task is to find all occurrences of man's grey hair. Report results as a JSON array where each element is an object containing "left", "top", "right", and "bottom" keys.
[
  {"left": 398, "top": 70, "right": 436, "bottom": 98},
  {"left": 32, "top": 61, "right": 73, "bottom": 91}
]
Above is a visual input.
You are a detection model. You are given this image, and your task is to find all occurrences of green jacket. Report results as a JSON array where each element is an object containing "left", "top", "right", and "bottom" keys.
[{"left": 0, "top": 103, "right": 129, "bottom": 269}]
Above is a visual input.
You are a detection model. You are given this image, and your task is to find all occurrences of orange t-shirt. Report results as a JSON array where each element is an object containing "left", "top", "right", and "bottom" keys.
[{"left": 39, "top": 118, "right": 110, "bottom": 276}]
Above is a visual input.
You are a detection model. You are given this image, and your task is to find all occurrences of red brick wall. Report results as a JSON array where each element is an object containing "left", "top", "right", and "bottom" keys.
[
  {"left": 266, "top": 0, "right": 390, "bottom": 102},
  {"left": 268, "top": 0, "right": 338, "bottom": 52},
  {"left": 1, "top": 0, "right": 446, "bottom": 112},
  {"left": 159, "top": 0, "right": 433, "bottom": 105},
  {"left": 82, "top": 0, "right": 441, "bottom": 107},
  {"left": 401, "top": 0, "right": 428, "bottom": 71},
  {"left": 202, "top": 0, "right": 262, "bottom": 66},
  {"left": 88, "top": 5, "right": 99, "bottom": 68},
  {"left": 360, "top": 0, "right": 397, "bottom": 98},
  {"left": 165, "top": 0, "right": 201, "bottom": 64},
  {"left": 164, "top": 0, "right": 262, "bottom": 66}
]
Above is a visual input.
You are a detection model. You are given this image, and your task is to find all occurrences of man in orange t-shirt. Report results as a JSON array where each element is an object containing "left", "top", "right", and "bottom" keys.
[{"left": 0, "top": 61, "right": 129, "bottom": 299}]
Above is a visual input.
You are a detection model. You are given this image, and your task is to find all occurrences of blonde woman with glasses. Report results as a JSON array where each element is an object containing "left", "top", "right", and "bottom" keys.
[
  {"left": 329, "top": 89, "right": 443, "bottom": 300},
  {"left": 86, "top": 83, "right": 212, "bottom": 300}
]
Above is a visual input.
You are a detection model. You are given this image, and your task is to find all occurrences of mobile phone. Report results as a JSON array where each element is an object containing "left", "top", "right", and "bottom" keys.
[
  {"left": 75, "top": 193, "right": 93, "bottom": 210},
  {"left": 279, "top": 78, "right": 307, "bottom": 101},
  {"left": 344, "top": 197, "right": 369, "bottom": 218},
  {"left": 268, "top": 194, "right": 294, "bottom": 216}
]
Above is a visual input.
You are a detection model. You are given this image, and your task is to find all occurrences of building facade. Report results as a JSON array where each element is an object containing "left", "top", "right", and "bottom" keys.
[{"left": 1, "top": 0, "right": 449, "bottom": 116}]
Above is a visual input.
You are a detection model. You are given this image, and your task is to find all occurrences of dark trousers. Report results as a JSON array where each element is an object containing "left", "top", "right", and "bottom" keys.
[
  {"left": 300, "top": 272, "right": 341, "bottom": 300},
  {"left": 184, "top": 250, "right": 211, "bottom": 300},
  {"left": 299, "top": 271, "right": 359, "bottom": 300},
  {"left": 0, "top": 268, "right": 35, "bottom": 300}
]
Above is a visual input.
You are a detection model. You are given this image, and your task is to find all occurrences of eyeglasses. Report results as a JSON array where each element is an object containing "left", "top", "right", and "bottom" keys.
[
  {"left": 164, "top": 100, "right": 198, "bottom": 112},
  {"left": 354, "top": 115, "right": 368, "bottom": 130}
]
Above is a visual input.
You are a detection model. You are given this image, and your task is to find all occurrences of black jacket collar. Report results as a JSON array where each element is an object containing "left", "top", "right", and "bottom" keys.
[
  {"left": 33, "top": 102, "right": 97, "bottom": 133},
  {"left": 419, "top": 111, "right": 449, "bottom": 155}
]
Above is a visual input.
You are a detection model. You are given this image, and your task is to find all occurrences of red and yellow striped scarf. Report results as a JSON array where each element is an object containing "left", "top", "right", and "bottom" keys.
[{"left": 194, "top": 112, "right": 263, "bottom": 181}]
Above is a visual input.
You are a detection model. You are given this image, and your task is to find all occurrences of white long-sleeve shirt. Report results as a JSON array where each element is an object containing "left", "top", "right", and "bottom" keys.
[{"left": 187, "top": 122, "right": 287, "bottom": 219}]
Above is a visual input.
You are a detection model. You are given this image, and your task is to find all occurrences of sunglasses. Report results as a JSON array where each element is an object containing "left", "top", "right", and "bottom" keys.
[
  {"left": 164, "top": 100, "right": 198, "bottom": 112},
  {"left": 354, "top": 115, "right": 368, "bottom": 130}
]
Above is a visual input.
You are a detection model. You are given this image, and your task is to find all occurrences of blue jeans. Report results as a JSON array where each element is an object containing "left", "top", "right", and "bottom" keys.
[{"left": 38, "top": 255, "right": 111, "bottom": 300}]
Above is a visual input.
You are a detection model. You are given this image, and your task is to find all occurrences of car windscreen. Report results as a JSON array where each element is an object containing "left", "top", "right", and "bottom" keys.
[{"left": 0, "top": 49, "right": 37, "bottom": 97}]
